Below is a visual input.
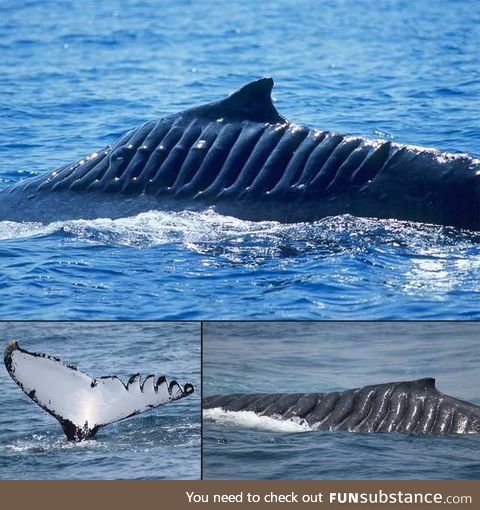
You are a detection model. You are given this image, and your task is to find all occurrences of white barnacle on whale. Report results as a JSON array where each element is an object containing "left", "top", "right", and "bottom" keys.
[
  {"left": 195, "top": 139, "right": 207, "bottom": 149},
  {"left": 3, "top": 340, "right": 194, "bottom": 441}
]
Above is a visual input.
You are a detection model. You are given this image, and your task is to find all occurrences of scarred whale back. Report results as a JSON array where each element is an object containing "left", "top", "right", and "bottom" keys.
[
  {"left": 203, "top": 378, "right": 480, "bottom": 435},
  {"left": 1, "top": 78, "right": 479, "bottom": 228}
]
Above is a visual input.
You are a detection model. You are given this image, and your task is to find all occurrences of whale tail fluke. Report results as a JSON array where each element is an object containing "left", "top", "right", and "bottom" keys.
[{"left": 4, "top": 341, "right": 194, "bottom": 441}]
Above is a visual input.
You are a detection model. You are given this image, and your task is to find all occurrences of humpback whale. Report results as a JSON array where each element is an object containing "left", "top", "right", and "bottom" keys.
[
  {"left": 0, "top": 78, "right": 479, "bottom": 229},
  {"left": 4, "top": 341, "right": 194, "bottom": 441},
  {"left": 203, "top": 379, "right": 480, "bottom": 435}
]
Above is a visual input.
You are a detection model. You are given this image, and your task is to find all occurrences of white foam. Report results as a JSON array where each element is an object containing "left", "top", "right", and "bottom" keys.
[
  {"left": 204, "top": 407, "right": 312, "bottom": 433},
  {"left": 0, "top": 220, "right": 59, "bottom": 240},
  {"left": 0, "top": 208, "right": 464, "bottom": 254},
  {"left": 0, "top": 208, "right": 281, "bottom": 244},
  {"left": 5, "top": 436, "right": 101, "bottom": 453}
]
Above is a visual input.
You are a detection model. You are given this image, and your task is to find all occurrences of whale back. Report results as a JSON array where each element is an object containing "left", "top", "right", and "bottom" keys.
[
  {"left": 204, "top": 378, "right": 480, "bottom": 435},
  {"left": 1, "top": 78, "right": 479, "bottom": 228}
]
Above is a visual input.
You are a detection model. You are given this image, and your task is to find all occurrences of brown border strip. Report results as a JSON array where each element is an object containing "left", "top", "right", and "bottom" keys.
[{"left": 1, "top": 480, "right": 477, "bottom": 510}]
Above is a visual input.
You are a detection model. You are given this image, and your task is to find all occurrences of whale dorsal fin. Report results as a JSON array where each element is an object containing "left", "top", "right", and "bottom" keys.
[
  {"left": 4, "top": 341, "right": 194, "bottom": 441},
  {"left": 411, "top": 377, "right": 436, "bottom": 390},
  {"left": 419, "top": 377, "right": 436, "bottom": 388},
  {"left": 183, "top": 77, "right": 285, "bottom": 123}
]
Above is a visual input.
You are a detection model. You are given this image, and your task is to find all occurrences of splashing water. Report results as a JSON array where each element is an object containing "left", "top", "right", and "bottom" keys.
[
  {"left": 1, "top": 209, "right": 479, "bottom": 319},
  {"left": 204, "top": 408, "right": 312, "bottom": 433}
]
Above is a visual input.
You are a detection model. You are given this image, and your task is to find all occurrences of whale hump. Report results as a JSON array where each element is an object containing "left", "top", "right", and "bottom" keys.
[
  {"left": 4, "top": 340, "right": 194, "bottom": 441},
  {"left": 183, "top": 77, "right": 286, "bottom": 123}
]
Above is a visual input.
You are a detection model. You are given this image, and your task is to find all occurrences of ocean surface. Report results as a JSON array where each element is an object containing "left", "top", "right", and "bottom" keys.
[
  {"left": 1, "top": 0, "right": 480, "bottom": 319},
  {"left": 0, "top": 322, "right": 200, "bottom": 479},
  {"left": 203, "top": 322, "right": 480, "bottom": 480}
]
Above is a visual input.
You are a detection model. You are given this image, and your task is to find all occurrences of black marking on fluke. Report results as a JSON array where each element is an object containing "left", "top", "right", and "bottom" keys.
[
  {"left": 0, "top": 77, "right": 478, "bottom": 229},
  {"left": 4, "top": 340, "right": 195, "bottom": 442},
  {"left": 204, "top": 378, "right": 480, "bottom": 436}
]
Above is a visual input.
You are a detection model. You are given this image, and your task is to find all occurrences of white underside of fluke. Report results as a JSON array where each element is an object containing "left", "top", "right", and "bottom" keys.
[{"left": 4, "top": 341, "right": 193, "bottom": 439}]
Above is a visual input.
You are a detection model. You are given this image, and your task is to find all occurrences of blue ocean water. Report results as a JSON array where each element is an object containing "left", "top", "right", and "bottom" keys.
[
  {"left": 203, "top": 322, "right": 480, "bottom": 480},
  {"left": 0, "top": 322, "right": 200, "bottom": 479},
  {"left": 1, "top": 0, "right": 480, "bottom": 319}
]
